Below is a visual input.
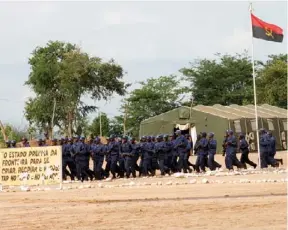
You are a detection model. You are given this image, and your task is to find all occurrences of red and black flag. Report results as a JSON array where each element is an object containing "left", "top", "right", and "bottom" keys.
[{"left": 251, "top": 13, "right": 284, "bottom": 43}]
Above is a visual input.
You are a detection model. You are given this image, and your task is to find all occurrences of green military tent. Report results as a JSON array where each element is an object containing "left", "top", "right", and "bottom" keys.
[{"left": 139, "top": 104, "right": 287, "bottom": 153}]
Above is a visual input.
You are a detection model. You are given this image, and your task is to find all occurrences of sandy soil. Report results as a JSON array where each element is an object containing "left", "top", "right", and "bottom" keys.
[{"left": 0, "top": 152, "right": 287, "bottom": 230}]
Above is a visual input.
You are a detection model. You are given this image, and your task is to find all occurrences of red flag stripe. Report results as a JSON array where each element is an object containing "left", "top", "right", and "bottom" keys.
[{"left": 251, "top": 13, "right": 283, "bottom": 35}]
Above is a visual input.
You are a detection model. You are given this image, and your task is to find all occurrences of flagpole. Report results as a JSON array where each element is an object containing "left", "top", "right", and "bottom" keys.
[{"left": 249, "top": 2, "right": 261, "bottom": 168}]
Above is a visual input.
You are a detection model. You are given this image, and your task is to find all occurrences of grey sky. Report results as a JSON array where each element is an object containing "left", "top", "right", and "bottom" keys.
[{"left": 0, "top": 1, "right": 286, "bottom": 128}]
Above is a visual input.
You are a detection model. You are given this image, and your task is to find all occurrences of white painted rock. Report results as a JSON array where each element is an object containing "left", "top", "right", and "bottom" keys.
[
  {"left": 78, "top": 185, "right": 84, "bottom": 189},
  {"left": 128, "top": 181, "right": 135, "bottom": 186},
  {"left": 184, "top": 173, "right": 193, "bottom": 178},
  {"left": 84, "top": 184, "right": 91, "bottom": 189},
  {"left": 202, "top": 178, "right": 209, "bottom": 184},
  {"left": 105, "top": 185, "right": 113, "bottom": 188},
  {"left": 189, "top": 179, "right": 197, "bottom": 184},
  {"left": 165, "top": 174, "right": 170, "bottom": 177},
  {"left": 165, "top": 181, "right": 173, "bottom": 185},
  {"left": 98, "top": 183, "right": 104, "bottom": 188},
  {"left": 205, "top": 171, "right": 216, "bottom": 176},
  {"left": 173, "top": 173, "right": 185, "bottom": 178},
  {"left": 240, "top": 179, "right": 250, "bottom": 183},
  {"left": 215, "top": 172, "right": 226, "bottom": 177},
  {"left": 105, "top": 178, "right": 112, "bottom": 182},
  {"left": 157, "top": 181, "right": 162, "bottom": 186}
]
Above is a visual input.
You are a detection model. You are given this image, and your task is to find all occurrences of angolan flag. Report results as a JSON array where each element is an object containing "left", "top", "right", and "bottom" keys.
[{"left": 251, "top": 13, "right": 284, "bottom": 43}]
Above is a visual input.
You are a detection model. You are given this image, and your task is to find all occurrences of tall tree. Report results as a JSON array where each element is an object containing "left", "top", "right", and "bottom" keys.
[
  {"left": 109, "top": 116, "right": 124, "bottom": 137},
  {"left": 180, "top": 52, "right": 254, "bottom": 106},
  {"left": 88, "top": 113, "right": 110, "bottom": 137},
  {"left": 25, "top": 41, "right": 128, "bottom": 138},
  {"left": 257, "top": 54, "right": 287, "bottom": 108},
  {"left": 0, "top": 124, "right": 29, "bottom": 146},
  {"left": 122, "top": 75, "right": 184, "bottom": 136}
]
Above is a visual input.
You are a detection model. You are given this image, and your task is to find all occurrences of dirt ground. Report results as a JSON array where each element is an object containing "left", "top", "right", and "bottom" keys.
[{"left": 0, "top": 152, "right": 287, "bottom": 230}]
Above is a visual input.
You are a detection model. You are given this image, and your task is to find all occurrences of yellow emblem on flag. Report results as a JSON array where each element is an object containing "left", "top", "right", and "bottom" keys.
[{"left": 265, "top": 27, "right": 274, "bottom": 39}]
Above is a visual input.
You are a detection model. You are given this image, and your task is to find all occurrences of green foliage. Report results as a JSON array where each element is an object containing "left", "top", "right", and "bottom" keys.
[
  {"left": 122, "top": 75, "right": 184, "bottom": 136},
  {"left": 181, "top": 52, "right": 254, "bottom": 106},
  {"left": 88, "top": 113, "right": 110, "bottom": 137},
  {"left": 0, "top": 124, "right": 28, "bottom": 146},
  {"left": 109, "top": 116, "right": 124, "bottom": 137},
  {"left": 257, "top": 54, "right": 287, "bottom": 108},
  {"left": 25, "top": 41, "right": 128, "bottom": 137}
]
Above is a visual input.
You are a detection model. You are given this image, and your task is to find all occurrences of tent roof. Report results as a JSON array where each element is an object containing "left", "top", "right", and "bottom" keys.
[{"left": 140, "top": 104, "right": 287, "bottom": 124}]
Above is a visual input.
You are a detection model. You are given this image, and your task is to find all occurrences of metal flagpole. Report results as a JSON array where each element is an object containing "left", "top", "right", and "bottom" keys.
[{"left": 249, "top": 3, "right": 261, "bottom": 168}]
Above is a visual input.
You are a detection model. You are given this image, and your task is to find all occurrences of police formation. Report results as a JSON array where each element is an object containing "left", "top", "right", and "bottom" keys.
[{"left": 5, "top": 129, "right": 283, "bottom": 182}]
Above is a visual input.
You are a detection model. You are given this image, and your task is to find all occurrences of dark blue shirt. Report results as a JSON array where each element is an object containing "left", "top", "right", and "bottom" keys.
[
  {"left": 259, "top": 134, "right": 269, "bottom": 153},
  {"left": 141, "top": 142, "right": 155, "bottom": 159},
  {"left": 120, "top": 142, "right": 133, "bottom": 157},
  {"left": 208, "top": 139, "right": 217, "bottom": 155},
  {"left": 198, "top": 138, "right": 209, "bottom": 155},
  {"left": 108, "top": 141, "right": 120, "bottom": 156},
  {"left": 154, "top": 141, "right": 168, "bottom": 159},
  {"left": 226, "top": 136, "right": 237, "bottom": 155},
  {"left": 174, "top": 135, "right": 188, "bottom": 154},
  {"left": 91, "top": 143, "right": 105, "bottom": 159}
]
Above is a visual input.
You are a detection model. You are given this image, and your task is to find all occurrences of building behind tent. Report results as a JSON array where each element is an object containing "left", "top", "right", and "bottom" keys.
[{"left": 139, "top": 104, "right": 287, "bottom": 154}]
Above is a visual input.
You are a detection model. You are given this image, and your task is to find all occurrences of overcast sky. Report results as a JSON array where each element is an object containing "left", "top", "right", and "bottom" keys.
[{"left": 0, "top": 0, "right": 286, "bottom": 128}]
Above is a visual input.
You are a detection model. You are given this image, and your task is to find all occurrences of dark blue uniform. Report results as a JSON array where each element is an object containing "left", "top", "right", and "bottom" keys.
[
  {"left": 185, "top": 138, "right": 195, "bottom": 172},
  {"left": 84, "top": 142, "right": 95, "bottom": 180},
  {"left": 108, "top": 140, "right": 120, "bottom": 179},
  {"left": 120, "top": 140, "right": 135, "bottom": 178},
  {"left": 164, "top": 136, "right": 173, "bottom": 171},
  {"left": 225, "top": 133, "right": 243, "bottom": 170},
  {"left": 239, "top": 135, "right": 257, "bottom": 169},
  {"left": 62, "top": 141, "right": 77, "bottom": 180},
  {"left": 131, "top": 140, "right": 141, "bottom": 175},
  {"left": 267, "top": 133, "right": 282, "bottom": 166},
  {"left": 104, "top": 141, "right": 111, "bottom": 178},
  {"left": 195, "top": 135, "right": 208, "bottom": 172},
  {"left": 171, "top": 139, "right": 179, "bottom": 172},
  {"left": 208, "top": 135, "right": 222, "bottom": 171},
  {"left": 141, "top": 139, "right": 155, "bottom": 176},
  {"left": 265, "top": 133, "right": 279, "bottom": 167},
  {"left": 91, "top": 140, "right": 105, "bottom": 180},
  {"left": 174, "top": 134, "right": 189, "bottom": 173},
  {"left": 259, "top": 132, "right": 269, "bottom": 168},
  {"left": 138, "top": 137, "right": 147, "bottom": 176},
  {"left": 155, "top": 137, "right": 169, "bottom": 175},
  {"left": 72, "top": 141, "right": 85, "bottom": 181}
]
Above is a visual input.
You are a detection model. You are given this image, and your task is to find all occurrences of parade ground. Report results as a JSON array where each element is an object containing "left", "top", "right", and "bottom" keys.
[{"left": 0, "top": 152, "right": 287, "bottom": 230}]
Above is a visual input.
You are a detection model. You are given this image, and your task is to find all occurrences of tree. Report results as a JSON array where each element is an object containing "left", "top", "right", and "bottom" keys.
[
  {"left": 0, "top": 124, "right": 29, "bottom": 146},
  {"left": 122, "top": 75, "right": 184, "bottom": 136},
  {"left": 25, "top": 41, "right": 129, "bottom": 138},
  {"left": 257, "top": 54, "right": 287, "bottom": 108},
  {"left": 109, "top": 115, "right": 124, "bottom": 137},
  {"left": 180, "top": 52, "right": 254, "bottom": 106},
  {"left": 88, "top": 113, "right": 110, "bottom": 136}
]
